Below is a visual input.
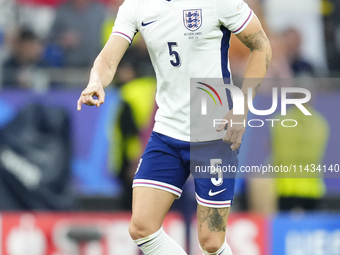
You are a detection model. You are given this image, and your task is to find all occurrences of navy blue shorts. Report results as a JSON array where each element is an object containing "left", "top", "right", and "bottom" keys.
[{"left": 133, "top": 132, "right": 238, "bottom": 208}]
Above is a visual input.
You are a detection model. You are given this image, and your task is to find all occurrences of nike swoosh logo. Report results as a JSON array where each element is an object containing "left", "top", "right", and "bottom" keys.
[
  {"left": 141, "top": 20, "right": 157, "bottom": 26},
  {"left": 208, "top": 188, "right": 226, "bottom": 196}
]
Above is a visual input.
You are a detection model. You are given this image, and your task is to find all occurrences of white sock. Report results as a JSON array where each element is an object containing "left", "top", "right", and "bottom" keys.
[
  {"left": 201, "top": 242, "right": 233, "bottom": 255},
  {"left": 134, "top": 227, "right": 187, "bottom": 255}
]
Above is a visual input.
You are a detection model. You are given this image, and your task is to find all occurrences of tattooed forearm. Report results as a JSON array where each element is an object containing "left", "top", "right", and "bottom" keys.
[
  {"left": 243, "top": 30, "right": 268, "bottom": 52},
  {"left": 197, "top": 205, "right": 229, "bottom": 233}
]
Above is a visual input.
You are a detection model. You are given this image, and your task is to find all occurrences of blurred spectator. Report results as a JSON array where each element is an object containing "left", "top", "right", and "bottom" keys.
[
  {"left": 2, "top": 28, "right": 48, "bottom": 90},
  {"left": 271, "top": 100, "right": 330, "bottom": 211},
  {"left": 264, "top": 33, "right": 293, "bottom": 79},
  {"left": 101, "top": 0, "right": 121, "bottom": 46},
  {"left": 0, "top": 0, "right": 16, "bottom": 39},
  {"left": 122, "top": 38, "right": 155, "bottom": 78},
  {"left": 0, "top": 0, "right": 16, "bottom": 87},
  {"left": 249, "top": 97, "right": 330, "bottom": 214},
  {"left": 323, "top": 0, "right": 340, "bottom": 74},
  {"left": 283, "top": 28, "right": 315, "bottom": 77},
  {"left": 264, "top": 0, "right": 328, "bottom": 75},
  {"left": 49, "top": 0, "right": 105, "bottom": 67},
  {"left": 17, "top": 4, "right": 56, "bottom": 40},
  {"left": 109, "top": 57, "right": 156, "bottom": 209},
  {"left": 0, "top": 0, "right": 16, "bottom": 47},
  {"left": 101, "top": 0, "right": 154, "bottom": 78},
  {"left": 0, "top": 104, "right": 76, "bottom": 210}
]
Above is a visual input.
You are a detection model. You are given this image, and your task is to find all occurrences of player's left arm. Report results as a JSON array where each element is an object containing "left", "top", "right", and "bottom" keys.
[
  {"left": 237, "top": 15, "right": 272, "bottom": 81},
  {"left": 217, "top": 15, "right": 272, "bottom": 150}
]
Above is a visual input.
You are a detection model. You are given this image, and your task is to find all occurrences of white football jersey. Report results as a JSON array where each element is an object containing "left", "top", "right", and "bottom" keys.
[{"left": 112, "top": 0, "right": 253, "bottom": 142}]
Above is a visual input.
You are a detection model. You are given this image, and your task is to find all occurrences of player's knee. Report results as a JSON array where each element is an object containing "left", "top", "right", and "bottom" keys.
[
  {"left": 200, "top": 242, "right": 224, "bottom": 254},
  {"left": 199, "top": 236, "right": 224, "bottom": 254},
  {"left": 129, "top": 219, "right": 145, "bottom": 240},
  {"left": 129, "top": 218, "right": 156, "bottom": 240}
]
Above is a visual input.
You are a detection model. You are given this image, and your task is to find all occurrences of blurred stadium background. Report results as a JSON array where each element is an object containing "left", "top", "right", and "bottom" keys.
[{"left": 0, "top": 0, "right": 340, "bottom": 254}]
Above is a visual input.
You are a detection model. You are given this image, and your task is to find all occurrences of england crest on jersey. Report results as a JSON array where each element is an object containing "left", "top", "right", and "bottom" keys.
[{"left": 183, "top": 9, "right": 202, "bottom": 32}]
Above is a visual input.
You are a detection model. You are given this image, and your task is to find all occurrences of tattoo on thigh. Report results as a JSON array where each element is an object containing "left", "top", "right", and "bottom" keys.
[{"left": 197, "top": 205, "right": 229, "bottom": 232}]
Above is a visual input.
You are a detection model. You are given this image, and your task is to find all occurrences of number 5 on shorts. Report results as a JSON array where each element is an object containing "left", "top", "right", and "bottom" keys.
[{"left": 210, "top": 159, "right": 223, "bottom": 186}]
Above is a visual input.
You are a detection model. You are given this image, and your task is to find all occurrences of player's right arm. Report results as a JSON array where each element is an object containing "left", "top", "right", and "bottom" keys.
[{"left": 77, "top": 35, "right": 129, "bottom": 110}]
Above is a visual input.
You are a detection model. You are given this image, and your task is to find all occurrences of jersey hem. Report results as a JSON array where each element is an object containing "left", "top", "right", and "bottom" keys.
[
  {"left": 153, "top": 123, "right": 225, "bottom": 142},
  {"left": 153, "top": 123, "right": 190, "bottom": 142}
]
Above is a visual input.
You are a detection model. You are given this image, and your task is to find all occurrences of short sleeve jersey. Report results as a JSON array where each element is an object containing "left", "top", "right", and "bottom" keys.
[{"left": 112, "top": 0, "right": 253, "bottom": 142}]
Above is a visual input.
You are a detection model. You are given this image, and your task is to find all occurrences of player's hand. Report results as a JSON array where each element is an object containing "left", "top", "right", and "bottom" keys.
[
  {"left": 216, "top": 110, "right": 246, "bottom": 151},
  {"left": 77, "top": 81, "right": 105, "bottom": 111}
]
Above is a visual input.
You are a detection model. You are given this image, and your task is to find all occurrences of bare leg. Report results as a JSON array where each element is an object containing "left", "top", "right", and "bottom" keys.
[
  {"left": 129, "top": 186, "right": 188, "bottom": 255},
  {"left": 197, "top": 204, "right": 232, "bottom": 254},
  {"left": 129, "top": 187, "right": 176, "bottom": 239}
]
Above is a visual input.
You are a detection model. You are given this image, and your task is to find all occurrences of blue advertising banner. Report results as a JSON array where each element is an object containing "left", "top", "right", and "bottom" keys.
[
  {"left": 272, "top": 213, "right": 340, "bottom": 255},
  {"left": 0, "top": 89, "right": 122, "bottom": 196}
]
